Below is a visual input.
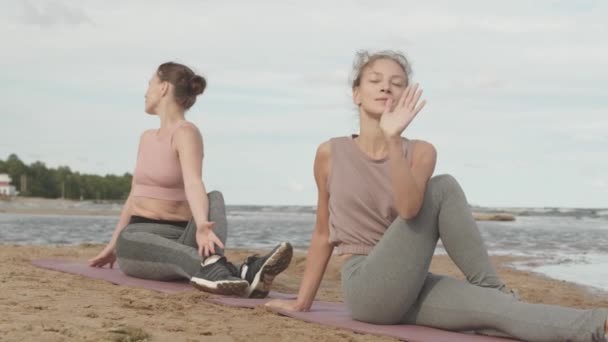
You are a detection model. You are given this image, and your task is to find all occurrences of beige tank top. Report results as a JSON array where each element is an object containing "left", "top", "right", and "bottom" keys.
[{"left": 327, "top": 135, "right": 413, "bottom": 255}]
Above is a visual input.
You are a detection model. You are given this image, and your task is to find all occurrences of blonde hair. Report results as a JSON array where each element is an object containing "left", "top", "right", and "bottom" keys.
[{"left": 350, "top": 50, "right": 412, "bottom": 90}]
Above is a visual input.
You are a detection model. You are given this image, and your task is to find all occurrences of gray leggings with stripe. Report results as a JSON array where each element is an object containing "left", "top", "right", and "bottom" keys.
[
  {"left": 115, "top": 191, "right": 228, "bottom": 280},
  {"left": 341, "top": 175, "right": 608, "bottom": 342}
]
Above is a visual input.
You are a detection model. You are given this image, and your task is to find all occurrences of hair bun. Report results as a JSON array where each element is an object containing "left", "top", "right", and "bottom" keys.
[{"left": 190, "top": 75, "right": 206, "bottom": 96}]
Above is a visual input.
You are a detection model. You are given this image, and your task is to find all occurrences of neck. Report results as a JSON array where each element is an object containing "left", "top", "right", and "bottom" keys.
[
  {"left": 158, "top": 102, "right": 185, "bottom": 129},
  {"left": 356, "top": 110, "right": 390, "bottom": 158}
]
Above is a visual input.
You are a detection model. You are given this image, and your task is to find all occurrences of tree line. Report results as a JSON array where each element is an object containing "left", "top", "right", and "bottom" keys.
[{"left": 0, "top": 154, "right": 131, "bottom": 201}]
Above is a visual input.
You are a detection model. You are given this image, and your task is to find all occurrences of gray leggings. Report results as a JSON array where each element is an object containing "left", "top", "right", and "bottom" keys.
[
  {"left": 341, "top": 175, "right": 608, "bottom": 342},
  {"left": 115, "top": 191, "right": 228, "bottom": 280}
]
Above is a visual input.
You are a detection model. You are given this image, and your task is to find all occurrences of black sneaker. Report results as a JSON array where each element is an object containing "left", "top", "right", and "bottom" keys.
[
  {"left": 239, "top": 242, "right": 293, "bottom": 298},
  {"left": 190, "top": 255, "right": 249, "bottom": 296}
]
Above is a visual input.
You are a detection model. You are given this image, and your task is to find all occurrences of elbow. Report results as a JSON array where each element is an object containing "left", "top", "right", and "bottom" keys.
[
  {"left": 396, "top": 202, "right": 423, "bottom": 220},
  {"left": 183, "top": 180, "right": 204, "bottom": 197},
  {"left": 311, "top": 226, "right": 333, "bottom": 251},
  {"left": 312, "top": 228, "right": 330, "bottom": 244},
  {"left": 183, "top": 179, "right": 204, "bottom": 189}
]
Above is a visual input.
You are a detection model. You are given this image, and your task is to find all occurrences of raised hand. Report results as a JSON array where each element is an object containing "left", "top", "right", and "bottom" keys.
[{"left": 379, "top": 83, "right": 426, "bottom": 139}]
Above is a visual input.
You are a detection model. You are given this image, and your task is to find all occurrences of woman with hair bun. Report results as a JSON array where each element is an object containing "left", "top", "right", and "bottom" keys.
[{"left": 89, "top": 62, "right": 292, "bottom": 298}]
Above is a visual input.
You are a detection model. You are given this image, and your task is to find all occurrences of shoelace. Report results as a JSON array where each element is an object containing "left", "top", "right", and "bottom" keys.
[{"left": 224, "top": 259, "right": 239, "bottom": 277}]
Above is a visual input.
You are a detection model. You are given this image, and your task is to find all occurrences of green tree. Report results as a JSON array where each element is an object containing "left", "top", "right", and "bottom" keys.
[
  {"left": 3, "top": 154, "right": 27, "bottom": 192},
  {"left": 0, "top": 154, "right": 132, "bottom": 200}
]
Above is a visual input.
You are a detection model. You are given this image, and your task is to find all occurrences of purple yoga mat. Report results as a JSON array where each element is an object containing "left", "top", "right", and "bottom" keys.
[
  {"left": 31, "top": 259, "right": 295, "bottom": 299},
  {"left": 207, "top": 297, "right": 521, "bottom": 342},
  {"left": 31, "top": 259, "right": 518, "bottom": 341},
  {"left": 32, "top": 258, "right": 192, "bottom": 294}
]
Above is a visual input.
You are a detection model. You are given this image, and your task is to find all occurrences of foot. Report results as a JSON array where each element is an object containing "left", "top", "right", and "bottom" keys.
[
  {"left": 499, "top": 286, "right": 520, "bottom": 301},
  {"left": 239, "top": 242, "right": 293, "bottom": 298},
  {"left": 190, "top": 255, "right": 249, "bottom": 296}
]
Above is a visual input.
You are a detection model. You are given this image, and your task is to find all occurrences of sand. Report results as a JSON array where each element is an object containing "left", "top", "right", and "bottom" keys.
[{"left": 1, "top": 244, "right": 608, "bottom": 342}]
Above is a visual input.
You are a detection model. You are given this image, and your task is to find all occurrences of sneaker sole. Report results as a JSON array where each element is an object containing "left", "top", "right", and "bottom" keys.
[
  {"left": 190, "top": 278, "right": 249, "bottom": 296},
  {"left": 474, "top": 329, "right": 513, "bottom": 338},
  {"left": 246, "top": 242, "right": 293, "bottom": 298}
]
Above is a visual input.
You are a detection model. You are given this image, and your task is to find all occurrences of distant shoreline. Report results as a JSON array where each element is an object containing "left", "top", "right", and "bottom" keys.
[
  {"left": 0, "top": 207, "right": 516, "bottom": 221},
  {"left": 0, "top": 197, "right": 123, "bottom": 217},
  {"left": 0, "top": 207, "right": 121, "bottom": 217},
  {"left": 0, "top": 196, "right": 519, "bottom": 221},
  {"left": 3, "top": 196, "right": 607, "bottom": 220}
]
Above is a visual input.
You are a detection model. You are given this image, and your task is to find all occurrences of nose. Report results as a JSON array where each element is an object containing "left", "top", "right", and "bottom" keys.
[
  {"left": 380, "top": 86, "right": 392, "bottom": 94},
  {"left": 380, "top": 81, "right": 392, "bottom": 94}
]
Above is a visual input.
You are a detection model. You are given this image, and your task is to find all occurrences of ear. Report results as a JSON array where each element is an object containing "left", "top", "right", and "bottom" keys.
[
  {"left": 160, "top": 81, "right": 170, "bottom": 97},
  {"left": 352, "top": 87, "right": 362, "bottom": 106}
]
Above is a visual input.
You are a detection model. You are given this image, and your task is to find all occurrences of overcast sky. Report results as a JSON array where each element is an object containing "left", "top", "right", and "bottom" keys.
[{"left": 1, "top": 0, "right": 607, "bottom": 207}]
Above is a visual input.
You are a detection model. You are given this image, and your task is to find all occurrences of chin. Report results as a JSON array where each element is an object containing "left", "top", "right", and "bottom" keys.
[
  {"left": 144, "top": 106, "right": 157, "bottom": 115},
  {"left": 361, "top": 106, "right": 384, "bottom": 118}
]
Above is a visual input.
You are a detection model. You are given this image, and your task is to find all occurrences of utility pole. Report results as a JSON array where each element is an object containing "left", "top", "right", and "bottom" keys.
[{"left": 20, "top": 174, "right": 27, "bottom": 194}]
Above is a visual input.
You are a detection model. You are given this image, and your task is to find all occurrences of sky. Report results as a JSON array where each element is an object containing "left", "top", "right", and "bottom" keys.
[{"left": 1, "top": 0, "right": 607, "bottom": 207}]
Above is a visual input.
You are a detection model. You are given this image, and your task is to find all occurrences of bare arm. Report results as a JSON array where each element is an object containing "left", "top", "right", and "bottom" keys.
[
  {"left": 387, "top": 139, "right": 436, "bottom": 219},
  {"left": 89, "top": 131, "right": 145, "bottom": 267},
  {"left": 173, "top": 124, "right": 209, "bottom": 227},
  {"left": 108, "top": 192, "right": 134, "bottom": 245},
  {"left": 88, "top": 192, "right": 135, "bottom": 267},
  {"left": 380, "top": 84, "right": 436, "bottom": 219},
  {"left": 267, "top": 141, "right": 334, "bottom": 311},
  {"left": 173, "top": 123, "right": 222, "bottom": 257}
]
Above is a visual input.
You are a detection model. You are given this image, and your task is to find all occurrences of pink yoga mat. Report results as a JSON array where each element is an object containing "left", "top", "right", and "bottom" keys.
[
  {"left": 31, "top": 259, "right": 294, "bottom": 299},
  {"left": 208, "top": 296, "right": 521, "bottom": 342}
]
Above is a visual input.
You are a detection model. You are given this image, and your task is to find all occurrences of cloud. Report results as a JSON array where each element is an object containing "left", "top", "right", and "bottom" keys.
[
  {"left": 20, "top": 0, "right": 92, "bottom": 27},
  {"left": 287, "top": 180, "right": 306, "bottom": 193},
  {"left": 1, "top": 1, "right": 607, "bottom": 206},
  {"left": 591, "top": 179, "right": 608, "bottom": 191}
]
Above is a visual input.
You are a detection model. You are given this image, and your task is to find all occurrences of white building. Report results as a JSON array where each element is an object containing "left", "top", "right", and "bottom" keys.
[{"left": 0, "top": 173, "right": 17, "bottom": 196}]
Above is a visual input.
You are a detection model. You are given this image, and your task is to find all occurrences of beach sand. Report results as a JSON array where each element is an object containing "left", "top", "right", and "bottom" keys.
[{"left": 1, "top": 244, "right": 607, "bottom": 341}]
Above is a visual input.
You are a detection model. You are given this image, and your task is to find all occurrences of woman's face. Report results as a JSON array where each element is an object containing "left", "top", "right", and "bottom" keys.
[
  {"left": 353, "top": 58, "right": 407, "bottom": 117},
  {"left": 144, "top": 73, "right": 166, "bottom": 115}
]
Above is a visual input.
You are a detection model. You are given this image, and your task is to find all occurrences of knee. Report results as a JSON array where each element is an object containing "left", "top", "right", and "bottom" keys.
[
  {"left": 207, "top": 191, "right": 227, "bottom": 224},
  {"left": 428, "top": 174, "right": 462, "bottom": 194},
  {"left": 429, "top": 174, "right": 458, "bottom": 188},
  {"left": 207, "top": 190, "right": 225, "bottom": 205}
]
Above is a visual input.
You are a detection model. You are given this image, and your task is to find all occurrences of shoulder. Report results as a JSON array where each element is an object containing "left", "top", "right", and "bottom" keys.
[
  {"left": 314, "top": 140, "right": 333, "bottom": 188},
  {"left": 316, "top": 140, "right": 332, "bottom": 159},
  {"left": 320, "top": 136, "right": 352, "bottom": 155},
  {"left": 173, "top": 121, "right": 202, "bottom": 143},
  {"left": 316, "top": 136, "right": 346, "bottom": 164},
  {"left": 139, "top": 129, "right": 154, "bottom": 142},
  {"left": 176, "top": 121, "right": 201, "bottom": 135},
  {"left": 314, "top": 140, "right": 334, "bottom": 171},
  {"left": 408, "top": 139, "right": 437, "bottom": 164}
]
